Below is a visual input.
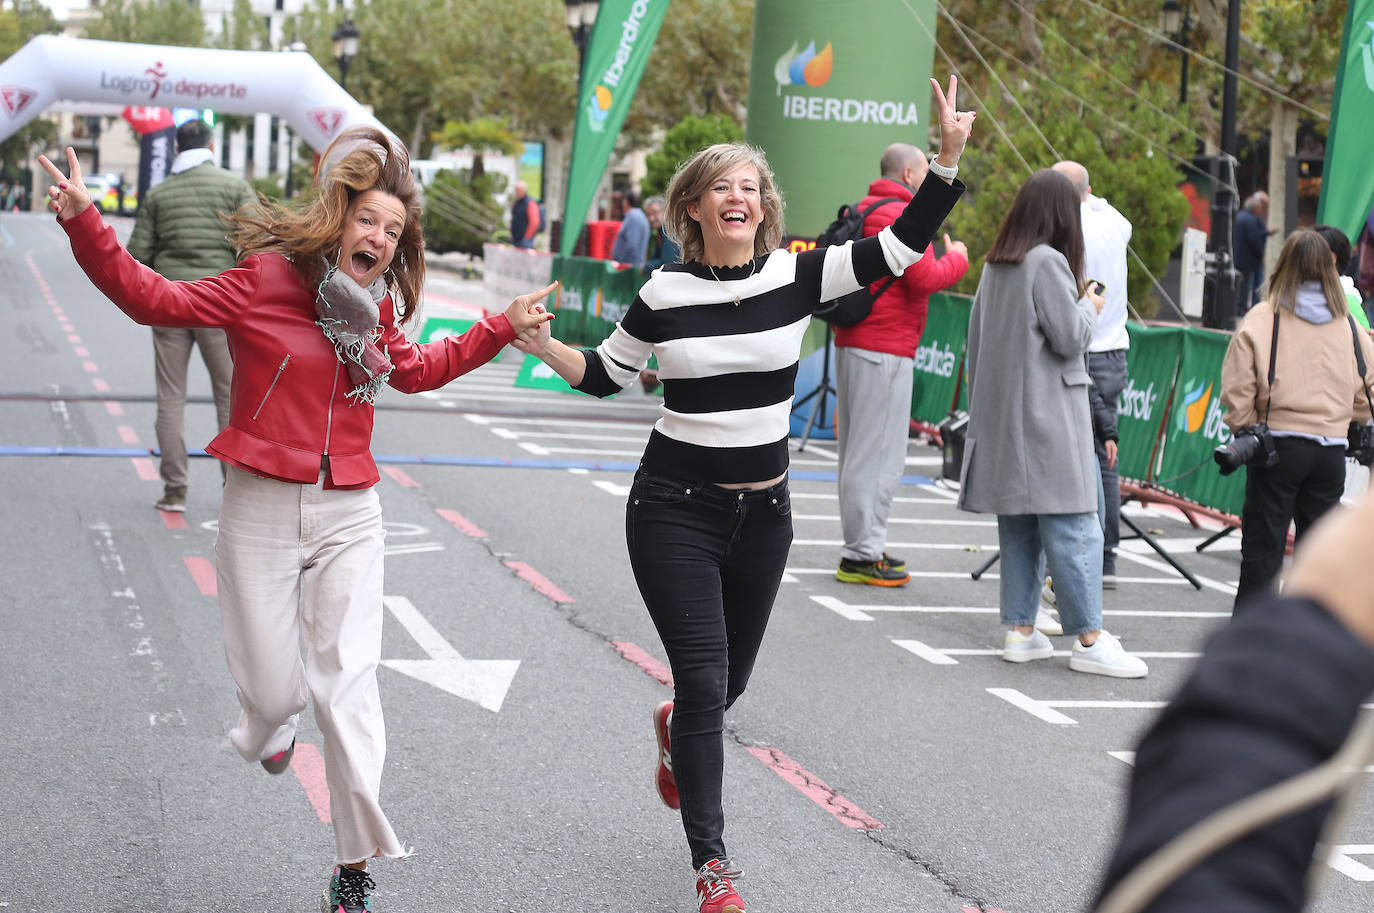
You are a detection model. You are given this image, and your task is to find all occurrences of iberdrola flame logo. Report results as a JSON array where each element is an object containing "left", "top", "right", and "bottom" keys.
[
  {"left": 586, "top": 84, "right": 613, "bottom": 133},
  {"left": 774, "top": 40, "right": 834, "bottom": 93},
  {"left": 1362, "top": 20, "right": 1374, "bottom": 92},
  {"left": 1176, "top": 380, "right": 1213, "bottom": 434}
]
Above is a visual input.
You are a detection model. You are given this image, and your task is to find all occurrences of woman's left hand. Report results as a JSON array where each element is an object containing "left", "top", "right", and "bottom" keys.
[
  {"left": 930, "top": 75, "right": 977, "bottom": 168},
  {"left": 505, "top": 281, "right": 558, "bottom": 351},
  {"left": 37, "top": 147, "right": 92, "bottom": 220}
]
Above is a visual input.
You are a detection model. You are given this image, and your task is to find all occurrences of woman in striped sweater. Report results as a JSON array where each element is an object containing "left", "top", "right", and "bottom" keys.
[{"left": 519, "top": 78, "right": 974, "bottom": 913}]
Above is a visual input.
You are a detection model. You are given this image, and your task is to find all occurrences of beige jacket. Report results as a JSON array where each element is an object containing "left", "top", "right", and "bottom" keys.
[{"left": 1220, "top": 304, "right": 1374, "bottom": 437}]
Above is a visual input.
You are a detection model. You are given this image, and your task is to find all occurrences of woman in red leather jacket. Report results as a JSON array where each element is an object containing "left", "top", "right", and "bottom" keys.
[{"left": 40, "top": 128, "right": 554, "bottom": 913}]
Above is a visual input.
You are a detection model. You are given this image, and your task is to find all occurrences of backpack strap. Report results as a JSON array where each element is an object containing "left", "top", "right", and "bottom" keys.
[
  {"left": 1348, "top": 313, "right": 1374, "bottom": 419},
  {"left": 857, "top": 196, "right": 904, "bottom": 303}
]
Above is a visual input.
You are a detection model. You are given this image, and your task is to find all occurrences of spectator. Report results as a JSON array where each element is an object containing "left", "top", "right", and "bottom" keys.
[
  {"left": 610, "top": 189, "right": 650, "bottom": 268},
  {"left": 509, "top": 180, "right": 540, "bottom": 249},
  {"left": 1235, "top": 191, "right": 1275, "bottom": 312},
  {"left": 1052, "top": 160, "right": 1132, "bottom": 589},
  {"left": 1357, "top": 203, "right": 1374, "bottom": 301},
  {"left": 127, "top": 118, "right": 255, "bottom": 513},
  {"left": 1313, "top": 223, "right": 1369, "bottom": 328},
  {"left": 958, "top": 169, "right": 1147, "bottom": 678},
  {"left": 642, "top": 194, "right": 680, "bottom": 274},
  {"left": 1095, "top": 489, "right": 1374, "bottom": 913},
  {"left": 1220, "top": 229, "right": 1374, "bottom": 607},
  {"left": 834, "top": 143, "right": 968, "bottom": 587}
]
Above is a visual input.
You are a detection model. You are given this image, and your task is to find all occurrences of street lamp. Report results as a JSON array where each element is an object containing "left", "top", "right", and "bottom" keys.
[
  {"left": 1160, "top": 0, "right": 1192, "bottom": 109},
  {"left": 331, "top": 17, "right": 361, "bottom": 92},
  {"left": 282, "top": 38, "right": 308, "bottom": 199},
  {"left": 564, "top": 0, "right": 600, "bottom": 85}
]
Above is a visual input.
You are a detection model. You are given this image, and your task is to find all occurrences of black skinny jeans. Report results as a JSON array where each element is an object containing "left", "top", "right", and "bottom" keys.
[
  {"left": 1235, "top": 436, "right": 1346, "bottom": 608},
  {"left": 626, "top": 469, "right": 793, "bottom": 871}
]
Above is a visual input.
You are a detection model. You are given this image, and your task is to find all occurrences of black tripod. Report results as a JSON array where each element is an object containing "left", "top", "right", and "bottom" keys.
[{"left": 793, "top": 323, "right": 837, "bottom": 451}]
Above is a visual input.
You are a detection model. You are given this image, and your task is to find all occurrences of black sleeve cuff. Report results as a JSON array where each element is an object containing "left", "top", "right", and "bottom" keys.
[
  {"left": 571, "top": 348, "right": 624, "bottom": 398},
  {"left": 889, "top": 174, "right": 965, "bottom": 252}
]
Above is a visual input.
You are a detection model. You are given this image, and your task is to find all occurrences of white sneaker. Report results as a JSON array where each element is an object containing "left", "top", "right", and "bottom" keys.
[
  {"left": 1069, "top": 630, "right": 1148, "bottom": 678},
  {"left": 1034, "top": 606, "right": 1063, "bottom": 636},
  {"left": 1002, "top": 628, "right": 1054, "bottom": 663},
  {"left": 1040, "top": 577, "right": 1057, "bottom": 609}
]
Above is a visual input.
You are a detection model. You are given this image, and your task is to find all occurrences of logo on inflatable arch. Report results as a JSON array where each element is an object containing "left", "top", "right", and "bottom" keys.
[
  {"left": 585, "top": 85, "right": 613, "bottom": 133},
  {"left": 774, "top": 39, "right": 834, "bottom": 90},
  {"left": 308, "top": 108, "right": 345, "bottom": 138},
  {"left": 0, "top": 86, "right": 35, "bottom": 118}
]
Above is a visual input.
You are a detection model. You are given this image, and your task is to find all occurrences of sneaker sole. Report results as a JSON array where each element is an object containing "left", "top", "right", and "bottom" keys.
[
  {"left": 320, "top": 891, "right": 333, "bottom": 913},
  {"left": 1068, "top": 657, "right": 1148, "bottom": 678},
  {"left": 835, "top": 570, "right": 910, "bottom": 586},
  {"left": 154, "top": 503, "right": 187, "bottom": 513},
  {"left": 1002, "top": 647, "right": 1053, "bottom": 663}
]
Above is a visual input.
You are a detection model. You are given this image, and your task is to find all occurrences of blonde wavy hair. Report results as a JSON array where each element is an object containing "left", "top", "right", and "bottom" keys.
[
  {"left": 1266, "top": 229, "right": 1348, "bottom": 319},
  {"left": 664, "top": 143, "right": 785, "bottom": 263},
  {"left": 229, "top": 126, "right": 426, "bottom": 324}
]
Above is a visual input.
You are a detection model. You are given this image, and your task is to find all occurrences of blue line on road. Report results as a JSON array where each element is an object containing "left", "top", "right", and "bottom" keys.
[{"left": 0, "top": 445, "right": 934, "bottom": 486}]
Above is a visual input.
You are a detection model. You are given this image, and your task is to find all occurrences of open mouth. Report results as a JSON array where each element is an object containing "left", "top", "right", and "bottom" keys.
[
  {"left": 722, "top": 210, "right": 748, "bottom": 225},
  {"left": 350, "top": 250, "right": 379, "bottom": 275}
]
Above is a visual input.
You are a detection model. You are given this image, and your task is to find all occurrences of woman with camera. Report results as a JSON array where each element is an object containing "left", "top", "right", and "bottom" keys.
[{"left": 1220, "top": 229, "right": 1374, "bottom": 608}]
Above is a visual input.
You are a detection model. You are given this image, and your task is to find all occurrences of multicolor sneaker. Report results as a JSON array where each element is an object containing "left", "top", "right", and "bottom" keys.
[
  {"left": 261, "top": 738, "right": 295, "bottom": 775},
  {"left": 321, "top": 865, "right": 375, "bottom": 913},
  {"left": 836, "top": 556, "right": 910, "bottom": 587},
  {"left": 653, "top": 701, "right": 680, "bottom": 809},
  {"left": 696, "top": 859, "right": 745, "bottom": 913},
  {"left": 882, "top": 552, "right": 906, "bottom": 572}
]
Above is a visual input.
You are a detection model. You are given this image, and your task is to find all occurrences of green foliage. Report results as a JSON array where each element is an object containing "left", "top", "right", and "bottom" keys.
[
  {"left": 421, "top": 168, "right": 507, "bottom": 257},
  {"left": 213, "top": 0, "right": 269, "bottom": 51},
  {"left": 251, "top": 176, "right": 284, "bottom": 200},
  {"left": 641, "top": 115, "right": 745, "bottom": 199},
  {"left": 82, "top": 0, "right": 206, "bottom": 46},
  {"left": 431, "top": 117, "right": 522, "bottom": 181}
]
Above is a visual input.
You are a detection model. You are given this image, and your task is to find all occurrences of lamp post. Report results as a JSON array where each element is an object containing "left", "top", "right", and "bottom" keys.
[
  {"left": 564, "top": 0, "right": 600, "bottom": 85},
  {"left": 282, "top": 38, "right": 308, "bottom": 199},
  {"left": 331, "top": 17, "right": 361, "bottom": 93},
  {"left": 1160, "top": 0, "right": 1192, "bottom": 109},
  {"left": 1203, "top": 0, "right": 1243, "bottom": 329}
]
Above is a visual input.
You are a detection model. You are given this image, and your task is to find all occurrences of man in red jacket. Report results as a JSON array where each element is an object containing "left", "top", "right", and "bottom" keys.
[{"left": 834, "top": 143, "right": 969, "bottom": 586}]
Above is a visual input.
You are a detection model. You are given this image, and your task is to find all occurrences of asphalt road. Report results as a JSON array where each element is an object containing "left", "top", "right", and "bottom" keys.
[{"left": 3, "top": 209, "right": 1372, "bottom": 912}]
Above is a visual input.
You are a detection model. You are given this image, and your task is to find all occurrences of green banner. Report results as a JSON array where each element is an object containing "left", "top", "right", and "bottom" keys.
[
  {"left": 910, "top": 292, "right": 969, "bottom": 424},
  {"left": 1153, "top": 328, "right": 1246, "bottom": 516},
  {"left": 745, "top": 0, "right": 937, "bottom": 237},
  {"left": 514, "top": 351, "right": 579, "bottom": 393},
  {"left": 1317, "top": 1, "right": 1374, "bottom": 243},
  {"left": 416, "top": 316, "right": 507, "bottom": 361},
  {"left": 1117, "top": 323, "right": 1184, "bottom": 483},
  {"left": 548, "top": 255, "right": 647, "bottom": 347},
  {"left": 561, "top": 0, "right": 672, "bottom": 256}
]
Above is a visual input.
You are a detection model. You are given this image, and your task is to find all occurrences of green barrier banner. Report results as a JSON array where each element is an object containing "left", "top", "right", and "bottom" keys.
[
  {"left": 416, "top": 316, "right": 506, "bottom": 361},
  {"left": 1117, "top": 323, "right": 1185, "bottom": 483},
  {"left": 1153, "top": 328, "right": 1246, "bottom": 515},
  {"left": 561, "top": 0, "right": 672, "bottom": 255},
  {"left": 1316, "top": 0, "right": 1374, "bottom": 243},
  {"left": 745, "top": 0, "right": 937, "bottom": 236},
  {"left": 910, "top": 292, "right": 969, "bottom": 424},
  {"left": 514, "top": 351, "right": 579, "bottom": 393},
  {"left": 548, "top": 255, "right": 647, "bottom": 347}
]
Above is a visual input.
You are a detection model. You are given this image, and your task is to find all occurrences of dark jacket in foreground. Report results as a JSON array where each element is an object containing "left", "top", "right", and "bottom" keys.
[{"left": 1096, "top": 595, "right": 1374, "bottom": 913}]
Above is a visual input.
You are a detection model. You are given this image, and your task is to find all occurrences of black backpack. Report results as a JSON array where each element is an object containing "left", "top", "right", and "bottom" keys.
[{"left": 812, "top": 196, "right": 902, "bottom": 327}]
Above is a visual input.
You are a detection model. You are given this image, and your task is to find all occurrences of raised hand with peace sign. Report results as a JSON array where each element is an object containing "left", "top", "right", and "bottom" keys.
[
  {"left": 37, "top": 146, "right": 92, "bottom": 221},
  {"left": 929, "top": 74, "right": 977, "bottom": 181}
]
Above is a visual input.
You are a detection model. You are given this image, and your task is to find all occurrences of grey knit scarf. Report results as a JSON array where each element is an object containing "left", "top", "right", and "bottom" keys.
[{"left": 314, "top": 261, "right": 393, "bottom": 404}]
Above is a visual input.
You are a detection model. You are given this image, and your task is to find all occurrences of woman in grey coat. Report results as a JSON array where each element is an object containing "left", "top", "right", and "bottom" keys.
[{"left": 958, "top": 169, "right": 1147, "bottom": 678}]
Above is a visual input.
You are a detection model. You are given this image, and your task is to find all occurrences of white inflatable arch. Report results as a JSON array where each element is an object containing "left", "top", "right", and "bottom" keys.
[{"left": 0, "top": 35, "right": 386, "bottom": 151}]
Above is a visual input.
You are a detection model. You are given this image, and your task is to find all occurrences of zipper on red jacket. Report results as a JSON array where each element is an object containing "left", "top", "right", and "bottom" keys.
[
  {"left": 323, "top": 359, "right": 341, "bottom": 459},
  {"left": 252, "top": 355, "right": 291, "bottom": 421}
]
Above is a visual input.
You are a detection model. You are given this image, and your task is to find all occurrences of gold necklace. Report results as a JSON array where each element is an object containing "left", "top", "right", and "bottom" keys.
[{"left": 705, "top": 259, "right": 757, "bottom": 306}]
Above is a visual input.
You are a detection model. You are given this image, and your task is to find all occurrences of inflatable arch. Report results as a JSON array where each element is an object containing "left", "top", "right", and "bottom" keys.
[{"left": 0, "top": 35, "right": 386, "bottom": 152}]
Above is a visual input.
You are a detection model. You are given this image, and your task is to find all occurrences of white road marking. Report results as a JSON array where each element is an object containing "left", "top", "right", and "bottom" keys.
[
  {"left": 988, "top": 688, "right": 1167, "bottom": 725},
  {"left": 791, "top": 513, "right": 996, "bottom": 527},
  {"left": 893, "top": 639, "right": 1201, "bottom": 664},
  {"left": 809, "top": 594, "right": 1229, "bottom": 620},
  {"left": 593, "top": 480, "right": 631, "bottom": 497},
  {"left": 1325, "top": 847, "right": 1374, "bottom": 882},
  {"left": 381, "top": 595, "right": 520, "bottom": 712},
  {"left": 1115, "top": 548, "right": 1239, "bottom": 595},
  {"left": 1108, "top": 751, "right": 1136, "bottom": 766}
]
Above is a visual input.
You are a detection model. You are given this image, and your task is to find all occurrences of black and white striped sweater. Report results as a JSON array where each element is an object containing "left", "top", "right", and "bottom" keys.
[{"left": 574, "top": 174, "right": 964, "bottom": 483}]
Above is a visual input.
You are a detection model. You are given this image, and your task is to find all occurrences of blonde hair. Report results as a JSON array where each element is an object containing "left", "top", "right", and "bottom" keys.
[
  {"left": 229, "top": 126, "right": 426, "bottom": 324},
  {"left": 664, "top": 143, "right": 784, "bottom": 263},
  {"left": 1266, "top": 229, "right": 1347, "bottom": 319}
]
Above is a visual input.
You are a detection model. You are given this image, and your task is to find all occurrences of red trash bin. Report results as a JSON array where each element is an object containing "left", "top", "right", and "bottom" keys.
[{"left": 585, "top": 220, "right": 620, "bottom": 260}]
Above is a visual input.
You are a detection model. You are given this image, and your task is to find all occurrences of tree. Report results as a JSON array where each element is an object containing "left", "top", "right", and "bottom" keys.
[
  {"left": 431, "top": 117, "right": 523, "bottom": 181},
  {"left": 0, "top": 0, "right": 61, "bottom": 180},
  {"left": 641, "top": 115, "right": 744, "bottom": 198},
  {"left": 82, "top": 0, "right": 207, "bottom": 46},
  {"left": 621, "top": 0, "right": 753, "bottom": 148},
  {"left": 421, "top": 167, "right": 506, "bottom": 256}
]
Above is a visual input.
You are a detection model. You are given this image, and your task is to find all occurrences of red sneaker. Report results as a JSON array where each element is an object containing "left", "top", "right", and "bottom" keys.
[
  {"left": 653, "top": 701, "right": 679, "bottom": 809},
  {"left": 261, "top": 738, "right": 295, "bottom": 775},
  {"left": 696, "top": 859, "right": 745, "bottom": 913}
]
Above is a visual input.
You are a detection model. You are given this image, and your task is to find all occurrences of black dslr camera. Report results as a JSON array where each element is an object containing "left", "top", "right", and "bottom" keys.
[
  {"left": 1213, "top": 423, "right": 1279, "bottom": 476},
  {"left": 1348, "top": 421, "right": 1374, "bottom": 466}
]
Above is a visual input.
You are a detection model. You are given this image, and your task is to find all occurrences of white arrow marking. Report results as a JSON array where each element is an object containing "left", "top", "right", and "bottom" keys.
[
  {"left": 988, "top": 688, "right": 1167, "bottom": 725},
  {"left": 381, "top": 595, "right": 519, "bottom": 713},
  {"left": 1324, "top": 846, "right": 1374, "bottom": 881}
]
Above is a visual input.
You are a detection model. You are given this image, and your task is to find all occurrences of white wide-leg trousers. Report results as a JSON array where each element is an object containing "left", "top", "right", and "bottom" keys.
[{"left": 215, "top": 465, "right": 405, "bottom": 864}]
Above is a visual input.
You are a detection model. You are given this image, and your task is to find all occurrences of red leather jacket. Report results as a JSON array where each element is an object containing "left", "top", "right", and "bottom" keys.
[
  {"left": 61, "top": 204, "right": 514, "bottom": 489},
  {"left": 832, "top": 177, "right": 969, "bottom": 358}
]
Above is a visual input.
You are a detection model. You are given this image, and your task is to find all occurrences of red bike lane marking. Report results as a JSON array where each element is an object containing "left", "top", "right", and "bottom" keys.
[
  {"left": 117, "top": 425, "right": 139, "bottom": 444},
  {"left": 610, "top": 641, "right": 674, "bottom": 689},
  {"left": 503, "top": 560, "right": 574, "bottom": 603},
  {"left": 290, "top": 742, "right": 332, "bottom": 823},
  {"left": 381, "top": 465, "right": 420, "bottom": 488},
  {"left": 183, "top": 556, "right": 216, "bottom": 595},
  {"left": 435, "top": 507, "right": 487, "bottom": 538},
  {"left": 744, "top": 746, "right": 885, "bottom": 831},
  {"left": 132, "top": 457, "right": 158, "bottom": 480}
]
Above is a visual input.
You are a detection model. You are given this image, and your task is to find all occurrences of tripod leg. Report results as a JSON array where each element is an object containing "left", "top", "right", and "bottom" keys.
[
  {"left": 1120, "top": 513, "right": 1204, "bottom": 589},
  {"left": 798, "top": 324, "right": 837, "bottom": 452},
  {"left": 971, "top": 550, "right": 1000, "bottom": 580},
  {"left": 1194, "top": 526, "right": 1236, "bottom": 552}
]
